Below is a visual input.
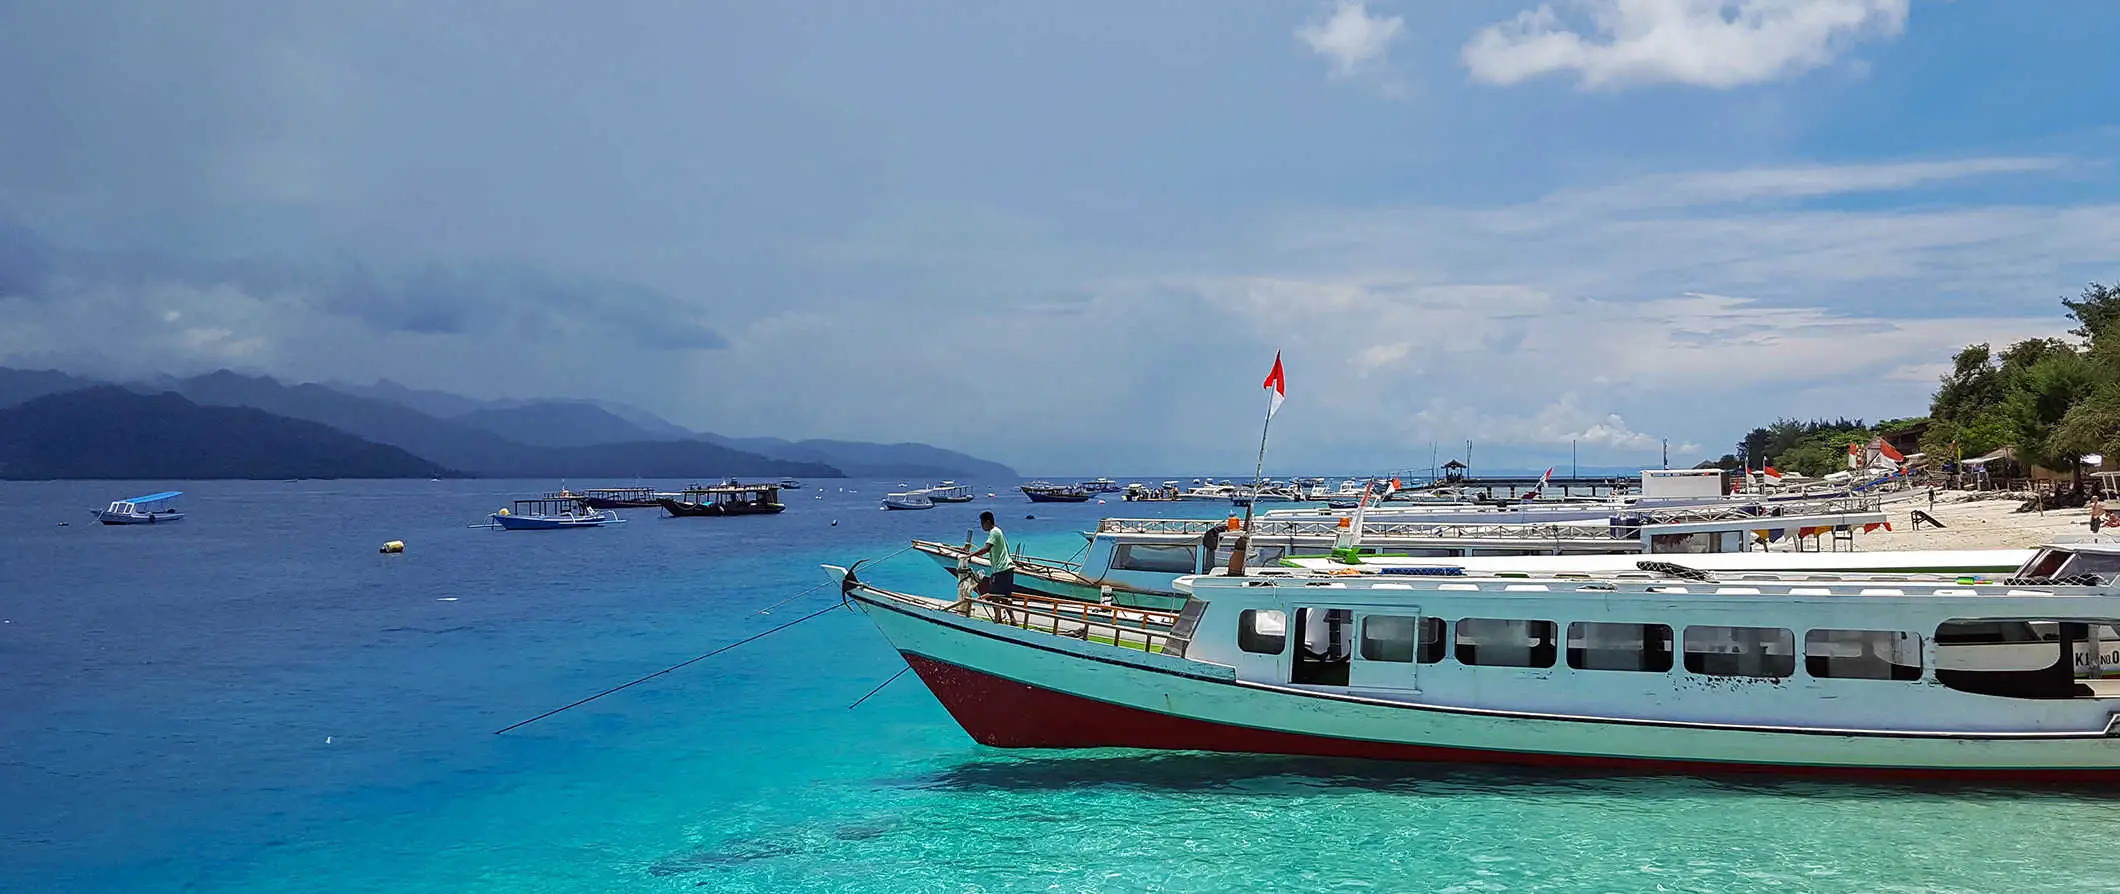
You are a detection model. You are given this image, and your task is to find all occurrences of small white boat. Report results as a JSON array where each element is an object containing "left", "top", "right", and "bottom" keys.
[
  {"left": 883, "top": 491, "right": 936, "bottom": 511},
  {"left": 92, "top": 491, "right": 185, "bottom": 525},
  {"left": 922, "top": 482, "right": 975, "bottom": 503}
]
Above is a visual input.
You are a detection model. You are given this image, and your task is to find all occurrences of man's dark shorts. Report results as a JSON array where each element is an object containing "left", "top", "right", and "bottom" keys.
[{"left": 982, "top": 569, "right": 1015, "bottom": 595}]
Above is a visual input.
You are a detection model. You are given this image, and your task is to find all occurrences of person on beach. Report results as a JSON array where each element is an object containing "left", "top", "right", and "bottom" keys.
[{"left": 966, "top": 510, "right": 1014, "bottom": 596}]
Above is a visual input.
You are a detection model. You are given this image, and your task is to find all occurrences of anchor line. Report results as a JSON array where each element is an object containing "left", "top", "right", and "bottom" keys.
[
  {"left": 846, "top": 664, "right": 913, "bottom": 710},
  {"left": 493, "top": 543, "right": 923, "bottom": 735},
  {"left": 493, "top": 602, "right": 842, "bottom": 735}
]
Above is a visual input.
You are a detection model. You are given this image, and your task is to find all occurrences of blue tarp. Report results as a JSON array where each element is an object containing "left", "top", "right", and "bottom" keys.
[{"left": 121, "top": 491, "right": 183, "bottom": 504}]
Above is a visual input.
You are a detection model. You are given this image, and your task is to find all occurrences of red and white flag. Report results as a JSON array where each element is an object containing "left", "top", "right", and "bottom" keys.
[
  {"left": 1763, "top": 465, "right": 1783, "bottom": 480},
  {"left": 1879, "top": 440, "right": 1906, "bottom": 464},
  {"left": 1262, "top": 352, "right": 1287, "bottom": 418},
  {"left": 1532, "top": 466, "right": 1553, "bottom": 495}
]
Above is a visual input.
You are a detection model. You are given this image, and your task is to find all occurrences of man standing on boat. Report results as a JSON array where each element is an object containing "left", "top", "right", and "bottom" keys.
[{"left": 966, "top": 511, "right": 1015, "bottom": 596}]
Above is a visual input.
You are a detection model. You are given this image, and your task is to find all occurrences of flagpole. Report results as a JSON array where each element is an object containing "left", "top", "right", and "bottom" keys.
[{"left": 1245, "top": 390, "right": 1273, "bottom": 530}]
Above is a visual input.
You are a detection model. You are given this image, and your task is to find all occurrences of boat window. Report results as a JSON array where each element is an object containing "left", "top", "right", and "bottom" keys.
[
  {"left": 1805, "top": 629, "right": 1922, "bottom": 680},
  {"left": 1934, "top": 618, "right": 2093, "bottom": 698},
  {"left": 1360, "top": 616, "right": 1417, "bottom": 663},
  {"left": 1238, "top": 609, "right": 1287, "bottom": 654},
  {"left": 1682, "top": 626, "right": 1795, "bottom": 678},
  {"left": 2056, "top": 551, "right": 2120, "bottom": 579},
  {"left": 1454, "top": 618, "right": 1557, "bottom": 668},
  {"left": 1113, "top": 544, "right": 1200, "bottom": 574},
  {"left": 1566, "top": 622, "right": 1674, "bottom": 672},
  {"left": 1417, "top": 616, "right": 1445, "bottom": 663}
]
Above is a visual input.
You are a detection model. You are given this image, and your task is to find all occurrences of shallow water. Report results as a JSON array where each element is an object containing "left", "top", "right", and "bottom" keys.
[{"left": 6, "top": 479, "right": 2120, "bottom": 892}]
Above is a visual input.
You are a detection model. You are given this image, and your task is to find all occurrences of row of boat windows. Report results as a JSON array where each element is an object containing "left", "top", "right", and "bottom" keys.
[{"left": 1235, "top": 609, "right": 1925, "bottom": 680}]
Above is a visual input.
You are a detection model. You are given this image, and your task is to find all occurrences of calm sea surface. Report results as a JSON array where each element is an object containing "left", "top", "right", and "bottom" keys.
[{"left": 8, "top": 479, "right": 2120, "bottom": 892}]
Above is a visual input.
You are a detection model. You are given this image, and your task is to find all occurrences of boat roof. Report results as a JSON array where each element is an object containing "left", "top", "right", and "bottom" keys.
[
  {"left": 123, "top": 491, "right": 183, "bottom": 504},
  {"left": 1279, "top": 549, "right": 2034, "bottom": 576}
]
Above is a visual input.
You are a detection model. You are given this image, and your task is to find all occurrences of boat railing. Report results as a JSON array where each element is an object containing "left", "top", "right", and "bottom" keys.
[
  {"left": 1098, "top": 496, "right": 1884, "bottom": 539},
  {"left": 963, "top": 593, "right": 1178, "bottom": 653}
]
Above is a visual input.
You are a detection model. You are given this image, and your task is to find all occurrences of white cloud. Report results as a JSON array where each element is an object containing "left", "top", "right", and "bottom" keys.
[
  {"left": 1298, "top": 1, "right": 1406, "bottom": 77},
  {"left": 1463, "top": 0, "right": 1910, "bottom": 90}
]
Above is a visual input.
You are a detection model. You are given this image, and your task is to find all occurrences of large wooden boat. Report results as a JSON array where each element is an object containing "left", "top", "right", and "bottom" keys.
[
  {"left": 1021, "top": 482, "right": 1092, "bottom": 503},
  {"left": 829, "top": 542, "right": 2120, "bottom": 779},
  {"left": 658, "top": 482, "right": 786, "bottom": 517}
]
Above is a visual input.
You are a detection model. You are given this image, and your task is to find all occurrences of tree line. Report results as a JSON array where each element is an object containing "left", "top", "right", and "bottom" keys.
[{"left": 1700, "top": 281, "right": 2119, "bottom": 479}]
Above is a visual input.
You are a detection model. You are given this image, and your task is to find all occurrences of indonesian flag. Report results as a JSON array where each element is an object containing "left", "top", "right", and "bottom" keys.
[
  {"left": 1879, "top": 440, "right": 1906, "bottom": 464},
  {"left": 1532, "top": 466, "right": 1553, "bottom": 495},
  {"left": 1262, "top": 351, "right": 1286, "bottom": 417},
  {"left": 1763, "top": 465, "right": 1782, "bottom": 480},
  {"left": 1848, "top": 441, "right": 1863, "bottom": 469}
]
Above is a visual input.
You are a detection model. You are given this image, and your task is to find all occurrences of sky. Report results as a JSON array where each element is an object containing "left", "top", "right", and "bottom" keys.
[{"left": 1, "top": 0, "right": 2117, "bottom": 474}]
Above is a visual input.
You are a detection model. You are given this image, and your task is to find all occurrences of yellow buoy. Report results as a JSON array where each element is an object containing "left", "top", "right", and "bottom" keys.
[{"left": 380, "top": 540, "right": 405, "bottom": 554}]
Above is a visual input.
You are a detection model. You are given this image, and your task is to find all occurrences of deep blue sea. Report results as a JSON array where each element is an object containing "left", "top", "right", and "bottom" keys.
[{"left": 9, "top": 479, "right": 2120, "bottom": 892}]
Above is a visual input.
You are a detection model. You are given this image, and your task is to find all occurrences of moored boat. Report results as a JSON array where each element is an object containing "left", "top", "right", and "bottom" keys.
[
  {"left": 92, "top": 491, "right": 185, "bottom": 525},
  {"left": 829, "top": 542, "right": 2120, "bottom": 779},
  {"left": 491, "top": 498, "right": 623, "bottom": 530},
  {"left": 570, "top": 486, "right": 664, "bottom": 509},
  {"left": 660, "top": 482, "right": 786, "bottom": 517},
  {"left": 1021, "top": 482, "right": 1092, "bottom": 503},
  {"left": 922, "top": 482, "right": 975, "bottom": 503},
  {"left": 883, "top": 491, "right": 936, "bottom": 511}
]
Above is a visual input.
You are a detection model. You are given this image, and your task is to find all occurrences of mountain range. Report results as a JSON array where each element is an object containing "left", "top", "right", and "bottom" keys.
[
  {"left": 0, "top": 387, "right": 452, "bottom": 479},
  {"left": 0, "top": 367, "right": 1016, "bottom": 480}
]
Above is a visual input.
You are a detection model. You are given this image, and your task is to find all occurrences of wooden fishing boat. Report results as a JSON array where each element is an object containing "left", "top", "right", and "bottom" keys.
[
  {"left": 1021, "top": 482, "right": 1092, "bottom": 503},
  {"left": 659, "top": 482, "right": 786, "bottom": 517},
  {"left": 91, "top": 491, "right": 185, "bottom": 525},
  {"left": 491, "top": 498, "right": 623, "bottom": 530},
  {"left": 829, "top": 541, "right": 2120, "bottom": 779}
]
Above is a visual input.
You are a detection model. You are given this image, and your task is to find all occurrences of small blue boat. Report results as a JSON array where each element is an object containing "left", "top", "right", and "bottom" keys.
[
  {"left": 490, "top": 498, "right": 624, "bottom": 531},
  {"left": 92, "top": 491, "right": 185, "bottom": 525}
]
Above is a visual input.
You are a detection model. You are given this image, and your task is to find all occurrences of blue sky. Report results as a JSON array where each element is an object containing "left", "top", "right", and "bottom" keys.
[{"left": 1, "top": 0, "right": 2116, "bottom": 473}]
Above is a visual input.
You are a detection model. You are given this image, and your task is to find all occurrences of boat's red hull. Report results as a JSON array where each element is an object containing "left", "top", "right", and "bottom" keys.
[{"left": 899, "top": 652, "right": 2120, "bottom": 781}]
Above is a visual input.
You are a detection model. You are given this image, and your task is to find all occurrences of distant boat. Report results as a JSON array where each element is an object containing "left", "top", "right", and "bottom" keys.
[
  {"left": 883, "top": 491, "right": 936, "bottom": 511},
  {"left": 779, "top": 478, "right": 804, "bottom": 490},
  {"left": 491, "top": 498, "right": 623, "bottom": 530},
  {"left": 659, "top": 482, "right": 787, "bottom": 517},
  {"left": 921, "top": 482, "right": 974, "bottom": 503},
  {"left": 1081, "top": 477, "right": 1121, "bottom": 493},
  {"left": 569, "top": 486, "right": 663, "bottom": 509},
  {"left": 1021, "top": 482, "right": 1092, "bottom": 503},
  {"left": 92, "top": 491, "right": 185, "bottom": 525}
]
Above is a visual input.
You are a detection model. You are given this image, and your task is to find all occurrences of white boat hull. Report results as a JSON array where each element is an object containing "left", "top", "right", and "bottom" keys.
[{"left": 850, "top": 587, "right": 2120, "bottom": 779}]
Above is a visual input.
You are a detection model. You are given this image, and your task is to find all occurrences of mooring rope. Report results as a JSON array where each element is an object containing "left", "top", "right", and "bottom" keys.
[
  {"left": 494, "top": 542, "right": 924, "bottom": 734},
  {"left": 494, "top": 602, "right": 844, "bottom": 735},
  {"left": 846, "top": 664, "right": 913, "bottom": 710}
]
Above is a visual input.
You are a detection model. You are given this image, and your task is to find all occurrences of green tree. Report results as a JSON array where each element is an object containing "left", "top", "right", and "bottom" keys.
[
  {"left": 2064, "top": 281, "right": 2120, "bottom": 344},
  {"left": 2005, "top": 349, "right": 2100, "bottom": 474}
]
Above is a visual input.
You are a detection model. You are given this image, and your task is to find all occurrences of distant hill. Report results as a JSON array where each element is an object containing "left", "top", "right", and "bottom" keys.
[
  {"left": 450, "top": 402, "right": 665, "bottom": 448},
  {"left": 336, "top": 378, "right": 1019, "bottom": 479},
  {"left": 0, "top": 367, "right": 99, "bottom": 408},
  {"left": 164, "top": 371, "right": 837, "bottom": 478},
  {"left": 0, "top": 387, "right": 453, "bottom": 480},
  {"left": 703, "top": 436, "right": 1019, "bottom": 479}
]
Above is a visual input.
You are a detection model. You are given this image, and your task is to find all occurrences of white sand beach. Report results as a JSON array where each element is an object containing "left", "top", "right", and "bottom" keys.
[{"left": 1855, "top": 491, "right": 2107, "bottom": 551}]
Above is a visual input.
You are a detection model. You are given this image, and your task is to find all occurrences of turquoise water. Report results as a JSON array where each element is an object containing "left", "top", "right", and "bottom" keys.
[{"left": 8, "top": 480, "right": 2120, "bottom": 892}]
